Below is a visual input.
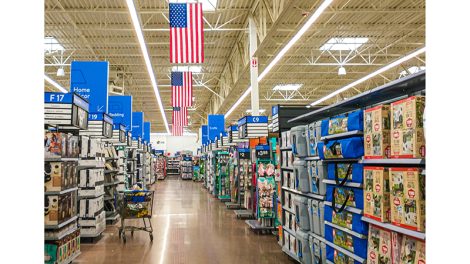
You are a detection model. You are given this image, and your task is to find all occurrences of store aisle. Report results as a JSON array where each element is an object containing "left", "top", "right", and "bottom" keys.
[{"left": 76, "top": 178, "right": 293, "bottom": 264}]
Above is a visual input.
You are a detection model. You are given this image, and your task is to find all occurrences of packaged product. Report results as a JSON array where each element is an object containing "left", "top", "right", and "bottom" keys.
[
  {"left": 321, "top": 109, "right": 364, "bottom": 136},
  {"left": 325, "top": 224, "right": 368, "bottom": 259},
  {"left": 324, "top": 204, "right": 368, "bottom": 235},
  {"left": 400, "top": 236, "right": 425, "bottom": 264},
  {"left": 318, "top": 137, "right": 364, "bottom": 160},
  {"left": 390, "top": 168, "right": 425, "bottom": 232},
  {"left": 390, "top": 96, "right": 425, "bottom": 158},
  {"left": 327, "top": 163, "right": 363, "bottom": 184},
  {"left": 327, "top": 244, "right": 361, "bottom": 264},
  {"left": 364, "top": 105, "right": 391, "bottom": 159},
  {"left": 327, "top": 185, "right": 364, "bottom": 210},
  {"left": 363, "top": 167, "right": 391, "bottom": 223},
  {"left": 367, "top": 225, "right": 402, "bottom": 264}
]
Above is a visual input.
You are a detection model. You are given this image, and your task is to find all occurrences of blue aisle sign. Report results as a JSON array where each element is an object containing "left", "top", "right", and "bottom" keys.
[
  {"left": 201, "top": 125, "right": 209, "bottom": 145},
  {"left": 132, "top": 112, "right": 144, "bottom": 140},
  {"left": 144, "top": 122, "right": 151, "bottom": 143},
  {"left": 272, "top": 105, "right": 279, "bottom": 116},
  {"left": 208, "top": 115, "right": 224, "bottom": 141},
  {"left": 70, "top": 61, "right": 109, "bottom": 113},
  {"left": 88, "top": 113, "right": 113, "bottom": 124},
  {"left": 238, "top": 116, "right": 268, "bottom": 127},
  {"left": 108, "top": 96, "right": 132, "bottom": 131},
  {"left": 44, "top": 92, "right": 89, "bottom": 111}
]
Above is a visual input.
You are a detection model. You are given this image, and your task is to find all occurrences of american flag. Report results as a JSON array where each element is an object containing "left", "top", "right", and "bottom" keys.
[
  {"left": 172, "top": 106, "right": 188, "bottom": 126},
  {"left": 169, "top": 3, "right": 204, "bottom": 63},
  {"left": 171, "top": 124, "right": 183, "bottom": 136},
  {"left": 171, "top": 71, "right": 193, "bottom": 107}
]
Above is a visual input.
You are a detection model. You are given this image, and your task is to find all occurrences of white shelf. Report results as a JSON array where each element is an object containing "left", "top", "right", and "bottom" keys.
[
  {"left": 308, "top": 231, "right": 325, "bottom": 243},
  {"left": 45, "top": 157, "right": 80, "bottom": 162},
  {"left": 321, "top": 130, "right": 363, "bottom": 141},
  {"left": 304, "top": 156, "right": 320, "bottom": 161},
  {"left": 44, "top": 226, "right": 78, "bottom": 241},
  {"left": 45, "top": 216, "right": 78, "bottom": 230},
  {"left": 282, "top": 206, "right": 295, "bottom": 214},
  {"left": 282, "top": 186, "right": 325, "bottom": 200},
  {"left": 78, "top": 191, "right": 105, "bottom": 199},
  {"left": 324, "top": 201, "right": 362, "bottom": 214},
  {"left": 283, "top": 226, "right": 296, "bottom": 236},
  {"left": 282, "top": 246, "right": 299, "bottom": 262},
  {"left": 325, "top": 221, "right": 367, "bottom": 239},
  {"left": 323, "top": 239, "right": 366, "bottom": 264},
  {"left": 362, "top": 158, "right": 425, "bottom": 165},
  {"left": 323, "top": 179, "right": 362, "bottom": 188},
  {"left": 45, "top": 187, "right": 78, "bottom": 195},
  {"left": 361, "top": 216, "right": 425, "bottom": 240}
]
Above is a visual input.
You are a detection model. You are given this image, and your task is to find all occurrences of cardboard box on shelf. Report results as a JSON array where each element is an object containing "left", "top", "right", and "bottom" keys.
[
  {"left": 364, "top": 105, "right": 391, "bottom": 159},
  {"left": 400, "top": 236, "right": 425, "bottom": 264},
  {"left": 390, "top": 96, "right": 425, "bottom": 159},
  {"left": 367, "top": 225, "right": 402, "bottom": 264},
  {"left": 390, "top": 168, "right": 425, "bottom": 232},
  {"left": 363, "top": 167, "right": 391, "bottom": 223}
]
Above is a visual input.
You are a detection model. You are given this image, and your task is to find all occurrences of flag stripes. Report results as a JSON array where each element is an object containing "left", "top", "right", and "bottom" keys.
[{"left": 169, "top": 3, "right": 204, "bottom": 63}]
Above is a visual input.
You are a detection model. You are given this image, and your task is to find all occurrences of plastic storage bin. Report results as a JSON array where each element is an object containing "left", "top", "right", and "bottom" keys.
[
  {"left": 309, "top": 235, "right": 327, "bottom": 264},
  {"left": 307, "top": 121, "right": 322, "bottom": 157},
  {"left": 326, "top": 245, "right": 362, "bottom": 264},
  {"left": 325, "top": 224, "right": 368, "bottom": 259},
  {"left": 308, "top": 199, "right": 324, "bottom": 236},
  {"left": 294, "top": 159, "right": 309, "bottom": 193},
  {"left": 327, "top": 163, "right": 364, "bottom": 184},
  {"left": 294, "top": 195, "right": 310, "bottom": 231},
  {"left": 324, "top": 205, "right": 368, "bottom": 235},
  {"left": 290, "top": 125, "right": 308, "bottom": 158},
  {"left": 297, "top": 229, "right": 312, "bottom": 264},
  {"left": 308, "top": 160, "right": 327, "bottom": 195},
  {"left": 318, "top": 136, "right": 364, "bottom": 160},
  {"left": 326, "top": 185, "right": 364, "bottom": 210},
  {"left": 321, "top": 110, "right": 364, "bottom": 137}
]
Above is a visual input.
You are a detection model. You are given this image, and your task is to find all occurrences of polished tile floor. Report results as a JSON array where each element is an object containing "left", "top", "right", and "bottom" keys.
[{"left": 76, "top": 176, "right": 294, "bottom": 264}]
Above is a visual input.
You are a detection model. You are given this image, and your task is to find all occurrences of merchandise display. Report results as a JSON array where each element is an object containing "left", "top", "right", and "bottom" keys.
[{"left": 41, "top": 1, "right": 428, "bottom": 262}]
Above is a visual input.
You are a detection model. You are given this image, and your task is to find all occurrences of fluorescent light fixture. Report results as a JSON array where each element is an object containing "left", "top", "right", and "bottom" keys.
[
  {"left": 273, "top": 84, "right": 302, "bottom": 91},
  {"left": 126, "top": 0, "right": 170, "bottom": 133},
  {"left": 246, "top": 109, "right": 266, "bottom": 114},
  {"left": 338, "top": 66, "right": 346, "bottom": 75},
  {"left": 44, "top": 74, "right": 68, "bottom": 93},
  {"left": 44, "top": 37, "right": 64, "bottom": 53},
  {"left": 399, "top": 66, "right": 425, "bottom": 77},
  {"left": 201, "top": 0, "right": 217, "bottom": 11},
  {"left": 224, "top": 0, "right": 333, "bottom": 118},
  {"left": 320, "top": 37, "right": 369, "bottom": 51},
  {"left": 310, "top": 47, "right": 426, "bottom": 106},
  {"left": 171, "top": 65, "right": 202, "bottom": 73}
]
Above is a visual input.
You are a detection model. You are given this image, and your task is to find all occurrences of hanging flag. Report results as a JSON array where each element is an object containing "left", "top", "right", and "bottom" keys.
[
  {"left": 169, "top": 2, "right": 204, "bottom": 63},
  {"left": 172, "top": 106, "right": 188, "bottom": 126},
  {"left": 171, "top": 124, "right": 183, "bottom": 136},
  {"left": 171, "top": 71, "right": 193, "bottom": 107}
]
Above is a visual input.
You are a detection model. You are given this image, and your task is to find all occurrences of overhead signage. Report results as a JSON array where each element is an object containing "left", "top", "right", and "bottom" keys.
[
  {"left": 237, "top": 116, "right": 268, "bottom": 127},
  {"left": 70, "top": 61, "right": 109, "bottom": 113},
  {"left": 144, "top": 122, "right": 151, "bottom": 143},
  {"left": 108, "top": 95, "right": 132, "bottom": 131},
  {"left": 272, "top": 105, "right": 279, "bottom": 117},
  {"left": 131, "top": 112, "right": 144, "bottom": 140},
  {"left": 44, "top": 92, "right": 90, "bottom": 130},
  {"left": 208, "top": 115, "right": 225, "bottom": 141},
  {"left": 201, "top": 125, "right": 209, "bottom": 145}
]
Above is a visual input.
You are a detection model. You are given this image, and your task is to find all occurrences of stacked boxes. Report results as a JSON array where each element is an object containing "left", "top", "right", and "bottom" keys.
[
  {"left": 364, "top": 105, "right": 391, "bottom": 159},
  {"left": 363, "top": 167, "right": 391, "bottom": 223},
  {"left": 44, "top": 230, "right": 81, "bottom": 264},
  {"left": 390, "top": 168, "right": 425, "bottom": 232},
  {"left": 367, "top": 225, "right": 402, "bottom": 264},
  {"left": 390, "top": 96, "right": 425, "bottom": 159}
]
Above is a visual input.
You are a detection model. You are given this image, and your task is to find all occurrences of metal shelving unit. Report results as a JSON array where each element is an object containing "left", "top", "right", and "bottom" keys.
[{"left": 361, "top": 216, "right": 426, "bottom": 240}]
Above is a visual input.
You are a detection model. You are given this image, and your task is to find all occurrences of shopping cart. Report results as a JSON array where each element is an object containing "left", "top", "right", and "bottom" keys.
[{"left": 118, "top": 190, "right": 154, "bottom": 243}]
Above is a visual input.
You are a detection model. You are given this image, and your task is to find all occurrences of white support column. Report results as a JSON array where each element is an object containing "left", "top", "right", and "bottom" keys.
[{"left": 248, "top": 16, "right": 260, "bottom": 116}]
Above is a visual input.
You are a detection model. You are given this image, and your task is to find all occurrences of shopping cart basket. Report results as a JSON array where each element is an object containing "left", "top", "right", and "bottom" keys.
[{"left": 118, "top": 190, "right": 154, "bottom": 243}]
